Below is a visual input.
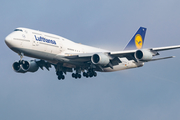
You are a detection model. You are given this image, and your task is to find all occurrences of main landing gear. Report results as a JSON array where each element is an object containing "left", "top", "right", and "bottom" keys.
[
  {"left": 72, "top": 73, "right": 81, "bottom": 79},
  {"left": 55, "top": 64, "right": 66, "bottom": 80},
  {"left": 82, "top": 71, "right": 97, "bottom": 78},
  {"left": 71, "top": 69, "right": 97, "bottom": 79},
  {"left": 56, "top": 71, "right": 65, "bottom": 80},
  {"left": 55, "top": 64, "right": 98, "bottom": 80}
]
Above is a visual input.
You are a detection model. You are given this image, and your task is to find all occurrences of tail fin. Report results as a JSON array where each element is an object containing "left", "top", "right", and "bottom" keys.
[{"left": 124, "top": 27, "right": 147, "bottom": 50}]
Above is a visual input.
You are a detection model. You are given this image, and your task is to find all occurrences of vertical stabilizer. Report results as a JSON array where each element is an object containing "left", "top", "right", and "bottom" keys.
[{"left": 124, "top": 27, "right": 147, "bottom": 50}]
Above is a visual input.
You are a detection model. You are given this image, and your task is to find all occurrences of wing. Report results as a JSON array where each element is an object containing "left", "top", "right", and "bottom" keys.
[
  {"left": 36, "top": 59, "right": 52, "bottom": 70},
  {"left": 56, "top": 27, "right": 180, "bottom": 68},
  {"left": 152, "top": 45, "right": 180, "bottom": 51},
  {"left": 62, "top": 45, "right": 180, "bottom": 67},
  {"left": 110, "top": 45, "right": 180, "bottom": 62}
]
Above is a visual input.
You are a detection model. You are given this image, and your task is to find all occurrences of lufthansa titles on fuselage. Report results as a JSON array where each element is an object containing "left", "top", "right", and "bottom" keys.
[{"left": 34, "top": 35, "right": 56, "bottom": 45}]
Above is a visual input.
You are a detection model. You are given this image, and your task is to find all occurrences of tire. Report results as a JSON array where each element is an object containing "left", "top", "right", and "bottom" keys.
[
  {"left": 58, "top": 76, "right": 61, "bottom": 80},
  {"left": 83, "top": 72, "right": 86, "bottom": 76},
  {"left": 78, "top": 74, "right": 81, "bottom": 78},
  {"left": 93, "top": 72, "right": 97, "bottom": 77},
  {"left": 62, "top": 75, "right": 65, "bottom": 80},
  {"left": 72, "top": 73, "right": 75, "bottom": 78}
]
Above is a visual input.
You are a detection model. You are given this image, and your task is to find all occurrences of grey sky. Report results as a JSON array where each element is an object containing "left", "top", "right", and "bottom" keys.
[{"left": 1, "top": 0, "right": 180, "bottom": 120}]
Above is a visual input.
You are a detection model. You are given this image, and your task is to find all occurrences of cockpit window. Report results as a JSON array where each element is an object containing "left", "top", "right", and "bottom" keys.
[{"left": 14, "top": 29, "right": 23, "bottom": 32}]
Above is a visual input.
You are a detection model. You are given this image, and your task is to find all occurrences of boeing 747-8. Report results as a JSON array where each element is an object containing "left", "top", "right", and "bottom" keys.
[{"left": 5, "top": 27, "right": 180, "bottom": 80}]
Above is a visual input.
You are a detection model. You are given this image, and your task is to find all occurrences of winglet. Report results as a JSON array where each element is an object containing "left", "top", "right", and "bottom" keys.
[{"left": 124, "top": 27, "right": 147, "bottom": 50}]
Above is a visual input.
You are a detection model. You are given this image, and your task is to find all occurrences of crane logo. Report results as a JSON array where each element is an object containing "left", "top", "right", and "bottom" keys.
[{"left": 135, "top": 34, "right": 143, "bottom": 49}]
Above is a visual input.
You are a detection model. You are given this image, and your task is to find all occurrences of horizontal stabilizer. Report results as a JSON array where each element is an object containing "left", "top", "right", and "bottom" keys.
[{"left": 147, "top": 56, "right": 175, "bottom": 62}]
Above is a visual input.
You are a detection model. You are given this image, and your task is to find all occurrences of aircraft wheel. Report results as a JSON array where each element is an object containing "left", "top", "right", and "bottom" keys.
[
  {"left": 72, "top": 73, "right": 75, "bottom": 78},
  {"left": 83, "top": 72, "right": 88, "bottom": 77},
  {"left": 78, "top": 74, "right": 81, "bottom": 78},
  {"left": 93, "top": 72, "right": 97, "bottom": 77},
  {"left": 58, "top": 76, "right": 61, "bottom": 80},
  {"left": 83, "top": 72, "right": 86, "bottom": 77},
  {"left": 86, "top": 74, "right": 88, "bottom": 78},
  {"left": 90, "top": 72, "right": 93, "bottom": 77},
  {"left": 75, "top": 73, "right": 79, "bottom": 79},
  {"left": 62, "top": 75, "right": 65, "bottom": 80},
  {"left": 87, "top": 72, "right": 90, "bottom": 76}
]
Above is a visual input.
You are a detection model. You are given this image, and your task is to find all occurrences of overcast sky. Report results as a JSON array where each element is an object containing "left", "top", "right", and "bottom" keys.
[{"left": 1, "top": 0, "right": 180, "bottom": 120}]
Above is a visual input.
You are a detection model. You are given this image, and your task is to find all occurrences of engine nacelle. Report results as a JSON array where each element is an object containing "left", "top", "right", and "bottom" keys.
[
  {"left": 135, "top": 49, "right": 153, "bottom": 61},
  {"left": 12, "top": 60, "right": 39, "bottom": 73},
  {"left": 21, "top": 60, "right": 39, "bottom": 72},
  {"left": 13, "top": 62, "right": 27, "bottom": 73},
  {"left": 91, "top": 53, "right": 110, "bottom": 66}
]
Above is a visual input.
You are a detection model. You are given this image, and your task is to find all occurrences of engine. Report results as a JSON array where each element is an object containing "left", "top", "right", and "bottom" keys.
[
  {"left": 135, "top": 49, "right": 153, "bottom": 61},
  {"left": 13, "top": 62, "right": 27, "bottom": 73},
  {"left": 12, "top": 60, "right": 39, "bottom": 73},
  {"left": 91, "top": 53, "right": 110, "bottom": 66}
]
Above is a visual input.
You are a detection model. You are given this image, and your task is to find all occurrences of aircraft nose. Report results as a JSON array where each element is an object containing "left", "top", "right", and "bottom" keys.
[{"left": 5, "top": 34, "right": 13, "bottom": 48}]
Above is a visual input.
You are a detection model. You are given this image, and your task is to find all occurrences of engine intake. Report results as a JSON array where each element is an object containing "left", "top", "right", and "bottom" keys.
[
  {"left": 12, "top": 60, "right": 39, "bottom": 73},
  {"left": 13, "top": 62, "right": 27, "bottom": 73},
  {"left": 135, "top": 49, "right": 153, "bottom": 61},
  {"left": 91, "top": 53, "right": 110, "bottom": 66},
  {"left": 21, "top": 60, "right": 39, "bottom": 72}
]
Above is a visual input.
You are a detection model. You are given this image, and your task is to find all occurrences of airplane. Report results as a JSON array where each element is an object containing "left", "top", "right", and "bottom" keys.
[{"left": 5, "top": 27, "right": 180, "bottom": 80}]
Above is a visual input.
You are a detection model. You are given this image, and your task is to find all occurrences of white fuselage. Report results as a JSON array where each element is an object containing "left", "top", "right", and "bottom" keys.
[{"left": 5, "top": 27, "right": 143, "bottom": 72}]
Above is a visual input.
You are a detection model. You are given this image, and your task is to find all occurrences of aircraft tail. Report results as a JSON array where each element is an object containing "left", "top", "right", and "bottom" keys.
[{"left": 124, "top": 27, "right": 147, "bottom": 50}]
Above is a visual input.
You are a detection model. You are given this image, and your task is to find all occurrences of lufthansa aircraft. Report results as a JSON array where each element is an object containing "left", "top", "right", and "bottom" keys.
[{"left": 5, "top": 27, "right": 180, "bottom": 80}]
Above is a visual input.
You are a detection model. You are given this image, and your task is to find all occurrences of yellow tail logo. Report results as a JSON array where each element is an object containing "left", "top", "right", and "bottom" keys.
[{"left": 135, "top": 34, "right": 143, "bottom": 49}]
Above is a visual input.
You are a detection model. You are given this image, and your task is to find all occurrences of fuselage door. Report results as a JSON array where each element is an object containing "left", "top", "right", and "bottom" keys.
[
  {"left": 32, "top": 35, "right": 39, "bottom": 46},
  {"left": 58, "top": 38, "right": 65, "bottom": 54}
]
